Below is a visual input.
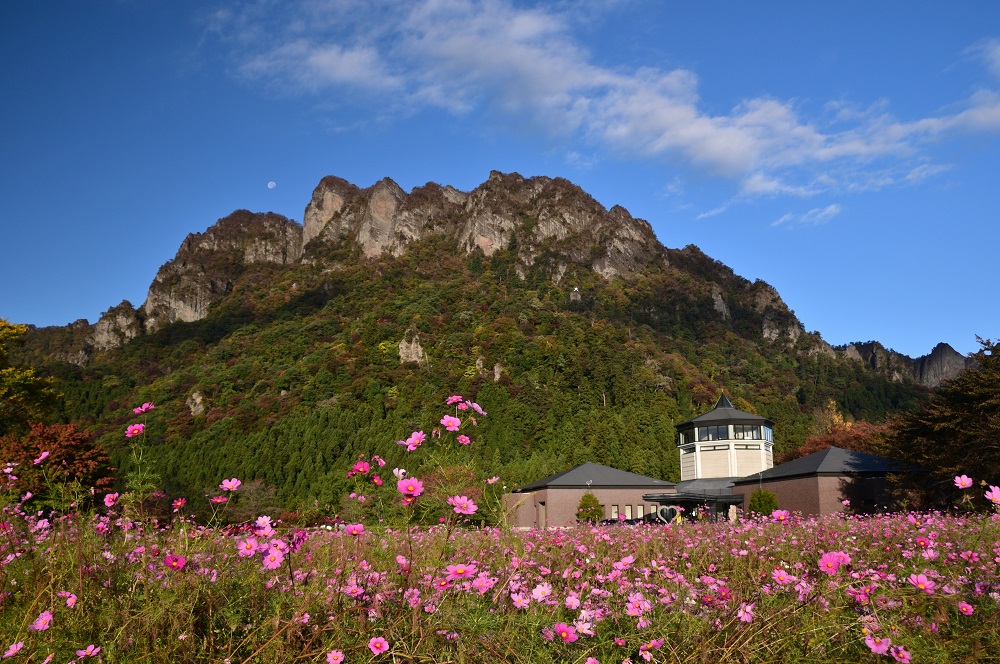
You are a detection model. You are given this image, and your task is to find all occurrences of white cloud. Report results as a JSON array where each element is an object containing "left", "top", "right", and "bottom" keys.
[
  {"left": 771, "top": 204, "right": 842, "bottom": 228},
  {"left": 210, "top": 2, "right": 1000, "bottom": 198}
]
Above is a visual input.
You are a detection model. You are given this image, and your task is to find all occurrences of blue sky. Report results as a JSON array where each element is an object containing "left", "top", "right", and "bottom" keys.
[{"left": 2, "top": 1, "right": 998, "bottom": 358}]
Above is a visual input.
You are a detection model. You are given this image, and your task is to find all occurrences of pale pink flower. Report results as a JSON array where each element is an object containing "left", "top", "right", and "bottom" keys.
[
  {"left": 771, "top": 509, "right": 790, "bottom": 522},
  {"left": 220, "top": 478, "right": 242, "bottom": 491},
  {"left": 3, "top": 642, "right": 23, "bottom": 659},
  {"left": 393, "top": 467, "right": 407, "bottom": 479},
  {"left": 236, "top": 538, "right": 258, "bottom": 557},
  {"left": 32, "top": 451, "right": 49, "bottom": 465},
  {"left": 133, "top": 402, "right": 155, "bottom": 413},
  {"left": 440, "top": 415, "right": 461, "bottom": 431},
  {"left": 29, "top": 610, "right": 53, "bottom": 631},
  {"left": 76, "top": 645, "right": 101, "bottom": 658},
  {"left": 737, "top": 602, "right": 754, "bottom": 623},
  {"left": 985, "top": 485, "right": 1000, "bottom": 505},
  {"left": 125, "top": 423, "right": 145, "bottom": 438},
  {"left": 368, "top": 636, "right": 389, "bottom": 655},
  {"left": 954, "top": 474, "right": 974, "bottom": 489},
  {"left": 486, "top": 476, "right": 499, "bottom": 484}
]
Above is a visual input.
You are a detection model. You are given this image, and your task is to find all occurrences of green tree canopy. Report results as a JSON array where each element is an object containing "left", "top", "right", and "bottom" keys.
[
  {"left": 0, "top": 318, "right": 58, "bottom": 436},
  {"left": 882, "top": 338, "right": 1000, "bottom": 506}
]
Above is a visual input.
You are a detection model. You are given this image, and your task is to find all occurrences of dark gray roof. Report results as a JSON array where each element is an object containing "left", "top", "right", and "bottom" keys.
[
  {"left": 677, "top": 393, "right": 773, "bottom": 428},
  {"left": 732, "top": 447, "right": 906, "bottom": 485},
  {"left": 513, "top": 462, "right": 676, "bottom": 493},
  {"left": 675, "top": 478, "right": 739, "bottom": 495}
]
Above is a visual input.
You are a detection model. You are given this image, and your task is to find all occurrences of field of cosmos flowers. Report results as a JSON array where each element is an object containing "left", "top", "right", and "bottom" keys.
[{"left": 2, "top": 398, "right": 999, "bottom": 663}]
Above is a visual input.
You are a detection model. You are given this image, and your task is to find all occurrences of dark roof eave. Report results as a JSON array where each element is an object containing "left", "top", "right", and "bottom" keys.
[{"left": 515, "top": 483, "right": 676, "bottom": 493}]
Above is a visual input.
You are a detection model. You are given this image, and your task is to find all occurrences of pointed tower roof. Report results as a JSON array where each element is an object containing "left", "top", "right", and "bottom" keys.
[{"left": 677, "top": 393, "right": 773, "bottom": 428}]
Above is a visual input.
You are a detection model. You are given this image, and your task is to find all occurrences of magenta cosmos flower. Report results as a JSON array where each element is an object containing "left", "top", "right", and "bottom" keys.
[
  {"left": 3, "top": 643, "right": 23, "bottom": 658},
  {"left": 865, "top": 635, "right": 891, "bottom": 655},
  {"left": 344, "top": 523, "right": 365, "bottom": 536},
  {"left": 771, "top": 509, "right": 790, "bottom": 522},
  {"left": 220, "top": 478, "right": 242, "bottom": 491},
  {"left": 908, "top": 573, "right": 936, "bottom": 594},
  {"left": 958, "top": 600, "right": 975, "bottom": 615},
  {"left": 817, "top": 551, "right": 851, "bottom": 575},
  {"left": 552, "top": 622, "right": 578, "bottom": 643},
  {"left": 440, "top": 415, "right": 461, "bottom": 431},
  {"left": 164, "top": 554, "right": 187, "bottom": 571},
  {"left": 456, "top": 434, "right": 471, "bottom": 445},
  {"left": 954, "top": 474, "right": 974, "bottom": 489},
  {"left": 397, "top": 477, "right": 424, "bottom": 497},
  {"left": 133, "top": 402, "right": 155, "bottom": 414},
  {"left": 447, "top": 495, "right": 478, "bottom": 515},
  {"left": 103, "top": 492, "right": 119, "bottom": 508},
  {"left": 326, "top": 651, "right": 345, "bottom": 664},
  {"left": 368, "top": 636, "right": 390, "bottom": 655},
  {"left": 446, "top": 395, "right": 464, "bottom": 405},
  {"left": 32, "top": 450, "right": 50, "bottom": 465},
  {"left": 172, "top": 497, "right": 186, "bottom": 512},
  {"left": 125, "top": 423, "right": 145, "bottom": 438}
]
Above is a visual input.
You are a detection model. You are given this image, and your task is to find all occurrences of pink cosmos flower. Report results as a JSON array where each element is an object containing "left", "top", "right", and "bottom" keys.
[
  {"left": 164, "top": 554, "right": 187, "bottom": 571},
  {"left": 447, "top": 495, "right": 478, "bottom": 515},
  {"left": 237, "top": 537, "right": 258, "bottom": 557},
  {"left": 327, "top": 651, "right": 345, "bottom": 664},
  {"left": 220, "top": 478, "right": 242, "bottom": 491},
  {"left": 125, "top": 423, "right": 145, "bottom": 438},
  {"left": 3, "top": 642, "right": 23, "bottom": 659},
  {"left": 446, "top": 395, "right": 464, "bottom": 405},
  {"left": 585, "top": 658, "right": 600, "bottom": 664},
  {"left": 32, "top": 451, "right": 49, "bottom": 465},
  {"left": 76, "top": 645, "right": 101, "bottom": 658},
  {"left": 133, "top": 402, "right": 155, "bottom": 414},
  {"left": 41, "top": 655, "right": 54, "bottom": 664},
  {"left": 456, "top": 434, "right": 471, "bottom": 445},
  {"left": 445, "top": 563, "right": 477, "bottom": 581},
  {"left": 61, "top": 592, "right": 77, "bottom": 608},
  {"left": 262, "top": 550, "right": 284, "bottom": 570},
  {"left": 344, "top": 523, "right": 365, "bottom": 536},
  {"left": 909, "top": 573, "right": 936, "bottom": 594},
  {"left": 985, "top": 485, "right": 1000, "bottom": 505},
  {"left": 486, "top": 476, "right": 499, "bottom": 484},
  {"left": 210, "top": 495, "right": 228, "bottom": 504},
  {"left": 440, "top": 415, "right": 461, "bottom": 431},
  {"left": 865, "top": 634, "right": 891, "bottom": 655},
  {"left": 737, "top": 602, "right": 755, "bottom": 623},
  {"left": 818, "top": 551, "right": 851, "bottom": 575},
  {"left": 954, "top": 474, "right": 974, "bottom": 489},
  {"left": 368, "top": 636, "right": 389, "bottom": 655},
  {"left": 397, "top": 477, "right": 424, "bottom": 497},
  {"left": 958, "top": 600, "right": 974, "bottom": 615},
  {"left": 890, "top": 646, "right": 912, "bottom": 663},
  {"left": 553, "top": 622, "right": 578, "bottom": 643},
  {"left": 771, "top": 509, "right": 790, "bottom": 522},
  {"left": 104, "top": 492, "right": 119, "bottom": 508},
  {"left": 352, "top": 460, "right": 370, "bottom": 475},
  {"left": 29, "top": 610, "right": 53, "bottom": 631},
  {"left": 172, "top": 497, "right": 186, "bottom": 512}
]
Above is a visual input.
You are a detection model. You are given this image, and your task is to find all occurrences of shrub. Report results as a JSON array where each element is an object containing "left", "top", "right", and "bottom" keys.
[
  {"left": 577, "top": 490, "right": 603, "bottom": 523},
  {"left": 747, "top": 488, "right": 779, "bottom": 515}
]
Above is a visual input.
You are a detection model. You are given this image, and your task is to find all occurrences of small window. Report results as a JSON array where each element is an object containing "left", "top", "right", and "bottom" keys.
[
  {"left": 625, "top": 505, "right": 633, "bottom": 519},
  {"left": 636, "top": 505, "right": 644, "bottom": 518},
  {"left": 611, "top": 505, "right": 619, "bottom": 518}
]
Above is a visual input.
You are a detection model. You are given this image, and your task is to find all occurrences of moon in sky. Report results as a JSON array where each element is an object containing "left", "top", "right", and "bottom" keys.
[{"left": 267, "top": 181, "right": 276, "bottom": 189}]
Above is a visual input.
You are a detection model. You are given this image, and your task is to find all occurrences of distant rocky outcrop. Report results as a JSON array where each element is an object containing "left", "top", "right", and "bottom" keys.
[
  {"left": 142, "top": 210, "right": 302, "bottom": 332},
  {"left": 303, "top": 171, "right": 665, "bottom": 278},
  {"left": 837, "top": 341, "right": 975, "bottom": 388},
  {"left": 89, "top": 301, "right": 142, "bottom": 351}
]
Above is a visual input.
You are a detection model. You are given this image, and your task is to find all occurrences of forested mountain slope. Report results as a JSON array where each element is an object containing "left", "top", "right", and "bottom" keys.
[{"left": 17, "top": 172, "right": 939, "bottom": 510}]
